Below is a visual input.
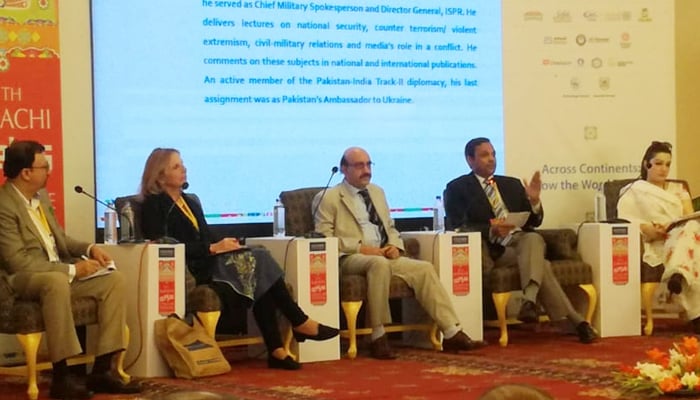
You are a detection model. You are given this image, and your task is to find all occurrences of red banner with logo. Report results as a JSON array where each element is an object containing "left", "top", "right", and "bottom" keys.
[
  {"left": 0, "top": 0, "right": 64, "bottom": 224},
  {"left": 309, "top": 253, "right": 327, "bottom": 305},
  {"left": 612, "top": 237, "right": 629, "bottom": 285},
  {"left": 451, "top": 245, "right": 470, "bottom": 295},
  {"left": 158, "top": 259, "right": 176, "bottom": 315}
]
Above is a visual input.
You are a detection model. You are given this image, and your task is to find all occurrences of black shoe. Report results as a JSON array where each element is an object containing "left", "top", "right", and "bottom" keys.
[
  {"left": 442, "top": 331, "right": 488, "bottom": 353},
  {"left": 50, "top": 375, "right": 94, "bottom": 399},
  {"left": 691, "top": 317, "right": 700, "bottom": 334},
  {"left": 370, "top": 334, "right": 397, "bottom": 360},
  {"left": 517, "top": 300, "right": 539, "bottom": 323},
  {"left": 267, "top": 355, "right": 301, "bottom": 370},
  {"left": 86, "top": 372, "right": 141, "bottom": 394},
  {"left": 293, "top": 323, "right": 339, "bottom": 343},
  {"left": 668, "top": 273, "right": 684, "bottom": 295},
  {"left": 576, "top": 322, "right": 598, "bottom": 344}
]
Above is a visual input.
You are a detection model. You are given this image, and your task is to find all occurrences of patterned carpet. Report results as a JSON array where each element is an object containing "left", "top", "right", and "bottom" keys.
[{"left": 1, "top": 319, "right": 696, "bottom": 400}]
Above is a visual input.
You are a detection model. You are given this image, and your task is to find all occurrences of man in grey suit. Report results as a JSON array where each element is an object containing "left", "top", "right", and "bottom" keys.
[
  {"left": 444, "top": 137, "right": 597, "bottom": 343},
  {"left": 313, "top": 146, "right": 486, "bottom": 359},
  {"left": 0, "top": 141, "right": 139, "bottom": 399}
]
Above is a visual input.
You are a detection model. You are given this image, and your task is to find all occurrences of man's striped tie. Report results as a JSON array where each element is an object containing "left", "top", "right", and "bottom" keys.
[
  {"left": 484, "top": 178, "right": 507, "bottom": 219},
  {"left": 359, "top": 189, "right": 388, "bottom": 247}
]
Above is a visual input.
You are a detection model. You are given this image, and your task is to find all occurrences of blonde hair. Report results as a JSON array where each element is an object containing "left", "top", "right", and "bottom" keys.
[
  {"left": 139, "top": 148, "right": 180, "bottom": 198},
  {"left": 479, "top": 384, "right": 553, "bottom": 400}
]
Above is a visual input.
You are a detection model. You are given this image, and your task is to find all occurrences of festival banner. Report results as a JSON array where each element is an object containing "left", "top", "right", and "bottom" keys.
[
  {"left": 451, "top": 245, "right": 470, "bottom": 296},
  {"left": 158, "top": 259, "right": 176, "bottom": 315},
  {"left": 309, "top": 252, "right": 327, "bottom": 305},
  {"left": 611, "top": 237, "right": 629, "bottom": 285},
  {"left": 0, "top": 0, "right": 64, "bottom": 224}
]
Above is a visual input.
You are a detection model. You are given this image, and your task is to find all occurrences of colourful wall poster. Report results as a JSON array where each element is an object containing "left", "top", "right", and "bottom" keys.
[{"left": 0, "top": 0, "right": 64, "bottom": 224}]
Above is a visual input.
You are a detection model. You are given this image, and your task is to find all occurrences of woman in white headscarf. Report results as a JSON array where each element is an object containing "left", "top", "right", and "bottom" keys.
[{"left": 618, "top": 141, "right": 700, "bottom": 331}]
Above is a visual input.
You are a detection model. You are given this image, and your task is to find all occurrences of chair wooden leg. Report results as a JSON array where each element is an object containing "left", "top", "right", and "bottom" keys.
[
  {"left": 115, "top": 325, "right": 131, "bottom": 383},
  {"left": 341, "top": 301, "right": 362, "bottom": 359},
  {"left": 578, "top": 284, "right": 597, "bottom": 324},
  {"left": 196, "top": 310, "right": 221, "bottom": 338},
  {"left": 16, "top": 332, "right": 42, "bottom": 400},
  {"left": 282, "top": 323, "right": 295, "bottom": 361},
  {"left": 492, "top": 292, "right": 511, "bottom": 347},
  {"left": 429, "top": 324, "right": 441, "bottom": 351},
  {"left": 641, "top": 282, "right": 659, "bottom": 336}
]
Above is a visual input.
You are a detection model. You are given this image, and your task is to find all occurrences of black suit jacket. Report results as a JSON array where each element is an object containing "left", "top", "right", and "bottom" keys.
[
  {"left": 444, "top": 172, "right": 544, "bottom": 260},
  {"left": 141, "top": 192, "right": 217, "bottom": 284}
]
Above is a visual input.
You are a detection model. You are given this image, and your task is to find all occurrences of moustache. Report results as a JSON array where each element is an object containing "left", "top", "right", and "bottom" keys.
[{"left": 361, "top": 173, "right": 372, "bottom": 179}]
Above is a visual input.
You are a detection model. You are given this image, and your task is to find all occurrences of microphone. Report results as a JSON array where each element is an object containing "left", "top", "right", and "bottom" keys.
[
  {"left": 74, "top": 186, "right": 141, "bottom": 244},
  {"left": 304, "top": 166, "right": 338, "bottom": 238},
  {"left": 74, "top": 185, "right": 115, "bottom": 211},
  {"left": 154, "top": 182, "right": 189, "bottom": 244}
]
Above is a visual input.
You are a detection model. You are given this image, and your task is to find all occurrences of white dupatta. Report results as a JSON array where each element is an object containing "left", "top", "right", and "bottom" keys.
[{"left": 617, "top": 180, "right": 684, "bottom": 266}]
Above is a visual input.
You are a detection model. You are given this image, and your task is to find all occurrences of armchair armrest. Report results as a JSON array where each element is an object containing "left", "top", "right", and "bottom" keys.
[{"left": 537, "top": 229, "right": 581, "bottom": 261}]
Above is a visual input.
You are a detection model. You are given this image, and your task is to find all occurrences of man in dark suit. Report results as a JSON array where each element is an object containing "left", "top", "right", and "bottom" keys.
[
  {"left": 444, "top": 137, "right": 597, "bottom": 343},
  {"left": 0, "top": 141, "right": 140, "bottom": 399}
]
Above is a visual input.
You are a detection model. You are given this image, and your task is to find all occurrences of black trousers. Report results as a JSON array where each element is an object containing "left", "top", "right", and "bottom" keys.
[{"left": 212, "top": 278, "right": 308, "bottom": 352}]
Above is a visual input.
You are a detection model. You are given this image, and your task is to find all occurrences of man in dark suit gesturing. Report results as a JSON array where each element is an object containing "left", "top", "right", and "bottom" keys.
[{"left": 444, "top": 137, "right": 597, "bottom": 343}]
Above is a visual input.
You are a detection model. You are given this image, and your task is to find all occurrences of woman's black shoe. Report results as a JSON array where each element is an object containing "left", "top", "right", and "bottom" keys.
[
  {"left": 668, "top": 273, "right": 684, "bottom": 295},
  {"left": 267, "top": 355, "right": 301, "bottom": 370},
  {"left": 293, "top": 323, "right": 339, "bottom": 342}
]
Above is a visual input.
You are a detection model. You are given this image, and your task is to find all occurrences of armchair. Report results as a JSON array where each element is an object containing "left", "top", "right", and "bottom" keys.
[
  {"left": 279, "top": 187, "right": 440, "bottom": 359},
  {"left": 482, "top": 229, "right": 597, "bottom": 346},
  {"left": 603, "top": 178, "right": 690, "bottom": 335},
  {"left": 0, "top": 270, "right": 130, "bottom": 400}
]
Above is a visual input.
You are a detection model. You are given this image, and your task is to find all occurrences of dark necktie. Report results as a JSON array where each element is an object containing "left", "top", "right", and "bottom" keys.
[{"left": 358, "top": 189, "right": 388, "bottom": 247}]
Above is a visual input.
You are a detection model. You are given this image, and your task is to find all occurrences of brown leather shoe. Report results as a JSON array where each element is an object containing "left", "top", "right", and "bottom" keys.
[
  {"left": 370, "top": 334, "right": 397, "bottom": 360},
  {"left": 442, "top": 331, "right": 487, "bottom": 353}
]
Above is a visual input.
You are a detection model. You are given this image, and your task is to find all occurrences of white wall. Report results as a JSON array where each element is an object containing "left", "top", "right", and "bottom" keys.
[{"left": 59, "top": 0, "right": 94, "bottom": 240}]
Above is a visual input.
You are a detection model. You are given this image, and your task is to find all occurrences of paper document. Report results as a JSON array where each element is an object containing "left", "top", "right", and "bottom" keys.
[
  {"left": 504, "top": 211, "right": 531, "bottom": 228},
  {"left": 666, "top": 211, "right": 700, "bottom": 232},
  {"left": 79, "top": 260, "right": 117, "bottom": 281}
]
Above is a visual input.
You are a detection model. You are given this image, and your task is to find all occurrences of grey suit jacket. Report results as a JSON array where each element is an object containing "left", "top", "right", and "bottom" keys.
[
  {"left": 314, "top": 181, "right": 403, "bottom": 254},
  {"left": 0, "top": 183, "right": 90, "bottom": 277}
]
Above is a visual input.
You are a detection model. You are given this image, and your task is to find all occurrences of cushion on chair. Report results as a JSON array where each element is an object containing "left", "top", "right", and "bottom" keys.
[
  {"left": 0, "top": 298, "right": 99, "bottom": 335},
  {"left": 550, "top": 259, "right": 593, "bottom": 286},
  {"left": 538, "top": 229, "right": 581, "bottom": 261}
]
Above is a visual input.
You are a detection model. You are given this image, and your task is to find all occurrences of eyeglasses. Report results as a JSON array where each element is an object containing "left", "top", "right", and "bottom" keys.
[
  {"left": 347, "top": 161, "right": 374, "bottom": 169},
  {"left": 29, "top": 165, "right": 50, "bottom": 171}
]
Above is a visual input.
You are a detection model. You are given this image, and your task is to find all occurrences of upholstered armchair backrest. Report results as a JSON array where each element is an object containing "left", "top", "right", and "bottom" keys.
[
  {"left": 279, "top": 187, "right": 324, "bottom": 237},
  {"left": 603, "top": 178, "right": 690, "bottom": 220},
  {"left": 115, "top": 195, "right": 144, "bottom": 240}
]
